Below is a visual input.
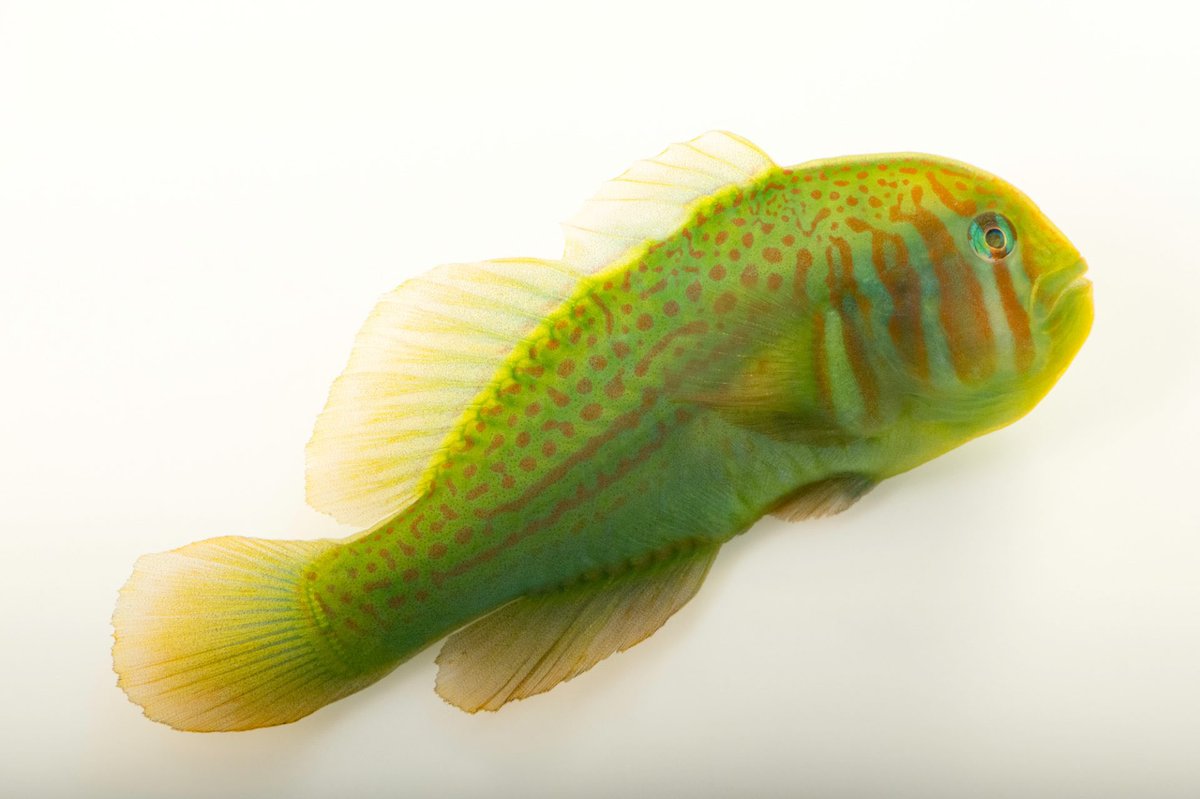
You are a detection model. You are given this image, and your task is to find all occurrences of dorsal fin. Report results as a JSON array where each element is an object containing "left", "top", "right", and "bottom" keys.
[
  {"left": 306, "top": 259, "right": 582, "bottom": 526},
  {"left": 307, "top": 132, "right": 776, "bottom": 526},
  {"left": 435, "top": 542, "right": 719, "bottom": 712},
  {"left": 563, "top": 131, "right": 776, "bottom": 270}
]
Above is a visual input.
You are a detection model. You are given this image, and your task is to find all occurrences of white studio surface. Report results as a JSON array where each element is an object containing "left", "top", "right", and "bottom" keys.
[{"left": 1, "top": 2, "right": 1198, "bottom": 797}]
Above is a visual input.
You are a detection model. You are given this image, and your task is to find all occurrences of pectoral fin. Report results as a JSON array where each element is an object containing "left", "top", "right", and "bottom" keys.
[
  {"left": 674, "top": 327, "right": 859, "bottom": 446},
  {"left": 434, "top": 542, "right": 719, "bottom": 713},
  {"left": 769, "top": 474, "right": 877, "bottom": 522}
]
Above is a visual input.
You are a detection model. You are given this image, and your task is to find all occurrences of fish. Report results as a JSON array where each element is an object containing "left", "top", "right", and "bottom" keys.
[{"left": 112, "top": 131, "right": 1093, "bottom": 731}]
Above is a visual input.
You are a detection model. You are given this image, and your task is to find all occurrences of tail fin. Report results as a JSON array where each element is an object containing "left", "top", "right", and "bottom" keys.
[{"left": 112, "top": 536, "right": 382, "bottom": 732}]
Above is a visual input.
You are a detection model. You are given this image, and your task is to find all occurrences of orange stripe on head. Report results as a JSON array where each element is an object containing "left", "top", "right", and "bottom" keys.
[
  {"left": 793, "top": 249, "right": 812, "bottom": 304},
  {"left": 839, "top": 308, "right": 880, "bottom": 420},
  {"left": 892, "top": 186, "right": 995, "bottom": 383},
  {"left": 846, "top": 217, "right": 929, "bottom": 380},
  {"left": 992, "top": 262, "right": 1035, "bottom": 372}
]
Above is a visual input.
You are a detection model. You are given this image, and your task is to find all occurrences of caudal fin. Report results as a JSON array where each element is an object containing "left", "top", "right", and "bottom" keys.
[{"left": 112, "top": 536, "right": 381, "bottom": 731}]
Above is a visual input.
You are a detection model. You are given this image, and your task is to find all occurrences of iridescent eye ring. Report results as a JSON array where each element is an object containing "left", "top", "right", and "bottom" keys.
[{"left": 969, "top": 212, "right": 1017, "bottom": 261}]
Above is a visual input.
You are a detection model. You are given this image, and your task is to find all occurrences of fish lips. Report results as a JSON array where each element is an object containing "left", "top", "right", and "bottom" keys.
[{"left": 1035, "top": 258, "right": 1092, "bottom": 321}]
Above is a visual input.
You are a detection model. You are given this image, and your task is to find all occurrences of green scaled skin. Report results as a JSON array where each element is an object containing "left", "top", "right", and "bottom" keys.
[{"left": 112, "top": 133, "right": 1092, "bottom": 730}]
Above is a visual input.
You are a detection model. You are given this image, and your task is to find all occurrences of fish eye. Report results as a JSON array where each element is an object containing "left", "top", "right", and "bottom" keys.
[{"left": 969, "top": 213, "right": 1017, "bottom": 261}]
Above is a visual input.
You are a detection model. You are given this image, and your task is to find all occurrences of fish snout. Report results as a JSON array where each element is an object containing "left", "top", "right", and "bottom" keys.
[{"left": 1034, "top": 257, "right": 1091, "bottom": 318}]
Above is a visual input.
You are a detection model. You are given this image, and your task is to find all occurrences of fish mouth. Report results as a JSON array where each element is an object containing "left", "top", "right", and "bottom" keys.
[{"left": 1035, "top": 257, "right": 1091, "bottom": 317}]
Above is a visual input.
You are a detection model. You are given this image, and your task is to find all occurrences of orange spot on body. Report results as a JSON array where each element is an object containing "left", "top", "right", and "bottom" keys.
[
  {"left": 547, "top": 387, "right": 571, "bottom": 407},
  {"left": 605, "top": 371, "right": 626, "bottom": 399},
  {"left": 926, "top": 171, "right": 977, "bottom": 217},
  {"left": 648, "top": 278, "right": 670, "bottom": 296}
]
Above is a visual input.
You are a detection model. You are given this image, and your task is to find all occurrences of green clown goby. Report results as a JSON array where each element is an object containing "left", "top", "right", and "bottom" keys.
[{"left": 112, "top": 132, "right": 1093, "bottom": 731}]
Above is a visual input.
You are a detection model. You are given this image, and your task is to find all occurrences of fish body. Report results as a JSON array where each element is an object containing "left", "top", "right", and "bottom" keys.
[{"left": 113, "top": 133, "right": 1092, "bottom": 730}]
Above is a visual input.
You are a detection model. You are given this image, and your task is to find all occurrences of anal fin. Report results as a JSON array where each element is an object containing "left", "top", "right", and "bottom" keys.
[
  {"left": 434, "top": 542, "right": 719, "bottom": 713},
  {"left": 770, "top": 474, "right": 877, "bottom": 522}
]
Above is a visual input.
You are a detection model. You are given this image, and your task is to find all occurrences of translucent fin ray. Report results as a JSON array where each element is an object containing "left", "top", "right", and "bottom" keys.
[
  {"left": 562, "top": 131, "right": 776, "bottom": 271},
  {"left": 308, "top": 132, "right": 775, "bottom": 527},
  {"left": 434, "top": 542, "right": 719, "bottom": 713},
  {"left": 112, "top": 536, "right": 387, "bottom": 731},
  {"left": 306, "top": 259, "right": 581, "bottom": 526},
  {"left": 769, "top": 474, "right": 877, "bottom": 522}
]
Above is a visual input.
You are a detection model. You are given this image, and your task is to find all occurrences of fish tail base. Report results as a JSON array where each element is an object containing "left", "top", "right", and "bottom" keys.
[{"left": 112, "top": 535, "right": 387, "bottom": 731}]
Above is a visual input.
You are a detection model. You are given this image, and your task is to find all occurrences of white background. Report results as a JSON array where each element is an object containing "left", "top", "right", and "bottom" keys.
[{"left": 2, "top": 2, "right": 1198, "bottom": 797}]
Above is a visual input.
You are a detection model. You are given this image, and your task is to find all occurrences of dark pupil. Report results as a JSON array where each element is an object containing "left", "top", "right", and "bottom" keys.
[{"left": 984, "top": 227, "right": 1006, "bottom": 250}]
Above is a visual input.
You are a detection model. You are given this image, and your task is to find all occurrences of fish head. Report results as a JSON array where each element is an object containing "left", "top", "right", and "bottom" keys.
[
  {"left": 870, "top": 155, "right": 1093, "bottom": 441},
  {"left": 956, "top": 162, "right": 1092, "bottom": 424}
]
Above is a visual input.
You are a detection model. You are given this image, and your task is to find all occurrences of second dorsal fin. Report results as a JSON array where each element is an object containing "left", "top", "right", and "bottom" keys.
[{"left": 305, "top": 258, "right": 582, "bottom": 526}]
